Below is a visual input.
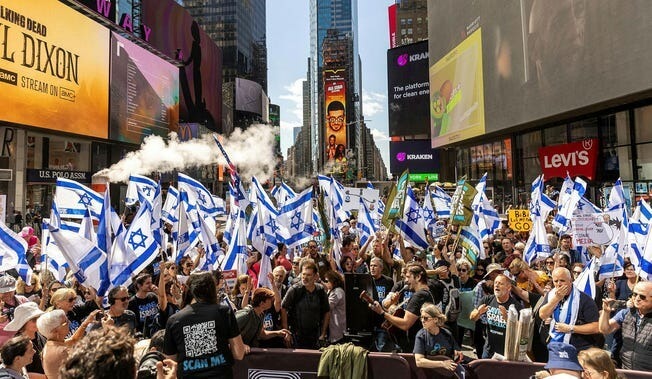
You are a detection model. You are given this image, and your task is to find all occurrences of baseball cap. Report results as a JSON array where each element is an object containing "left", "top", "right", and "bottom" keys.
[
  {"left": 483, "top": 263, "right": 504, "bottom": 279},
  {"left": 544, "top": 342, "right": 583, "bottom": 372},
  {"left": 0, "top": 276, "right": 17, "bottom": 294}
]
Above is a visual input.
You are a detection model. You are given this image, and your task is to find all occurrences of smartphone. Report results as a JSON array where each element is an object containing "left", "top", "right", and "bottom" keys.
[{"left": 95, "top": 312, "right": 104, "bottom": 322}]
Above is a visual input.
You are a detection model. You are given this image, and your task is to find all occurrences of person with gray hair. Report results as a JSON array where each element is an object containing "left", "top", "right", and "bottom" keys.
[{"left": 37, "top": 310, "right": 71, "bottom": 378}]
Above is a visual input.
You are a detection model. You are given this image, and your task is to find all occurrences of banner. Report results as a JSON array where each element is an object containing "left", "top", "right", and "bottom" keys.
[
  {"left": 382, "top": 170, "right": 409, "bottom": 228},
  {"left": 430, "top": 28, "right": 485, "bottom": 148},
  {"left": 508, "top": 209, "right": 532, "bottom": 232},
  {"left": 0, "top": 0, "right": 109, "bottom": 138},
  {"left": 539, "top": 139, "right": 599, "bottom": 180},
  {"left": 450, "top": 177, "right": 478, "bottom": 226},
  {"left": 324, "top": 68, "right": 347, "bottom": 172}
]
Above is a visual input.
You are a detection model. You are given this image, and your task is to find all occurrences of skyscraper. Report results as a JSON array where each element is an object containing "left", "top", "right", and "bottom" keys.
[{"left": 310, "top": 0, "right": 362, "bottom": 179}]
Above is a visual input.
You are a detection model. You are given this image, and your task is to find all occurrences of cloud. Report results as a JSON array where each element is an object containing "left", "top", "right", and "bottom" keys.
[
  {"left": 362, "top": 89, "right": 386, "bottom": 117},
  {"left": 278, "top": 78, "right": 305, "bottom": 123},
  {"left": 369, "top": 128, "right": 389, "bottom": 142},
  {"left": 280, "top": 120, "right": 297, "bottom": 130}
]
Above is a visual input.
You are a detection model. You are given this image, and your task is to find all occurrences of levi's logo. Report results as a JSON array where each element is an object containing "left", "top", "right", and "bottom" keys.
[{"left": 543, "top": 150, "right": 589, "bottom": 168}]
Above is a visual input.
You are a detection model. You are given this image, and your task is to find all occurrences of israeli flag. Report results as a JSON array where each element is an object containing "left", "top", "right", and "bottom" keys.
[
  {"left": 221, "top": 208, "right": 248, "bottom": 274},
  {"left": 318, "top": 175, "right": 349, "bottom": 225},
  {"left": 553, "top": 176, "right": 587, "bottom": 233},
  {"left": 214, "top": 196, "right": 226, "bottom": 215},
  {"left": 125, "top": 174, "right": 157, "bottom": 206},
  {"left": 460, "top": 213, "right": 485, "bottom": 264},
  {"left": 277, "top": 187, "right": 314, "bottom": 248},
  {"left": 395, "top": 186, "right": 429, "bottom": 249},
  {"left": 422, "top": 187, "right": 436, "bottom": 229},
  {"left": 40, "top": 218, "right": 70, "bottom": 282},
  {"left": 162, "top": 186, "right": 180, "bottom": 225},
  {"left": 110, "top": 201, "right": 161, "bottom": 288},
  {"left": 473, "top": 173, "right": 501, "bottom": 239},
  {"left": 55, "top": 178, "right": 103, "bottom": 219},
  {"left": 272, "top": 182, "right": 297, "bottom": 206},
  {"left": 431, "top": 185, "right": 452, "bottom": 219},
  {"left": 178, "top": 173, "right": 220, "bottom": 217},
  {"left": 524, "top": 175, "right": 555, "bottom": 264},
  {"left": 637, "top": 211, "right": 652, "bottom": 280},
  {"left": 223, "top": 184, "right": 239, "bottom": 246},
  {"left": 175, "top": 198, "right": 200, "bottom": 264},
  {"left": 574, "top": 257, "right": 597, "bottom": 298},
  {"left": 357, "top": 196, "right": 378, "bottom": 247},
  {"left": 599, "top": 179, "right": 627, "bottom": 280},
  {"left": 252, "top": 176, "right": 280, "bottom": 257},
  {"left": 0, "top": 221, "right": 33, "bottom": 282},
  {"left": 197, "top": 214, "right": 223, "bottom": 271},
  {"left": 628, "top": 200, "right": 652, "bottom": 277}
]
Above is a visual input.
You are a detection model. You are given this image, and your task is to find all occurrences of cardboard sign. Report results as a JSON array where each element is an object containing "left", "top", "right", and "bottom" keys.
[
  {"left": 572, "top": 214, "right": 613, "bottom": 246},
  {"left": 222, "top": 269, "right": 238, "bottom": 290},
  {"left": 508, "top": 209, "right": 532, "bottom": 232}
]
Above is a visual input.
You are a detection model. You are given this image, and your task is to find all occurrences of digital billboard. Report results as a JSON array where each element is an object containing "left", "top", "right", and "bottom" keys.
[
  {"left": 0, "top": 0, "right": 109, "bottom": 138},
  {"left": 430, "top": 28, "right": 485, "bottom": 148},
  {"left": 109, "top": 33, "right": 179, "bottom": 144},
  {"left": 324, "top": 68, "right": 347, "bottom": 172},
  {"left": 387, "top": 41, "right": 430, "bottom": 138},
  {"left": 141, "top": 0, "right": 222, "bottom": 132},
  {"left": 428, "top": 0, "right": 652, "bottom": 140},
  {"left": 235, "top": 78, "right": 263, "bottom": 115},
  {"left": 389, "top": 140, "right": 440, "bottom": 175}
]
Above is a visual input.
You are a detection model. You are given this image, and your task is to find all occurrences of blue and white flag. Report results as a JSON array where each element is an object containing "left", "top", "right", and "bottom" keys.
[
  {"left": 223, "top": 184, "right": 239, "bottom": 246},
  {"left": 599, "top": 179, "right": 627, "bottom": 280},
  {"left": 110, "top": 201, "right": 160, "bottom": 288},
  {"left": 628, "top": 200, "right": 652, "bottom": 277},
  {"left": 252, "top": 176, "right": 280, "bottom": 257},
  {"left": 197, "top": 214, "right": 222, "bottom": 271},
  {"left": 0, "top": 221, "right": 33, "bottom": 282},
  {"left": 125, "top": 174, "right": 157, "bottom": 206},
  {"left": 553, "top": 177, "right": 587, "bottom": 233},
  {"left": 473, "top": 173, "right": 501, "bottom": 239},
  {"left": 524, "top": 175, "right": 555, "bottom": 264},
  {"left": 637, "top": 211, "right": 652, "bottom": 280},
  {"left": 175, "top": 198, "right": 200, "bottom": 264},
  {"left": 574, "top": 257, "right": 596, "bottom": 298},
  {"left": 178, "top": 173, "right": 220, "bottom": 217},
  {"left": 358, "top": 196, "right": 378, "bottom": 247},
  {"left": 277, "top": 188, "right": 314, "bottom": 249},
  {"left": 395, "top": 186, "right": 429, "bottom": 249},
  {"left": 55, "top": 178, "right": 103, "bottom": 219},
  {"left": 272, "top": 182, "right": 297, "bottom": 206},
  {"left": 318, "top": 175, "right": 349, "bottom": 226},
  {"left": 214, "top": 196, "right": 226, "bottom": 215},
  {"left": 162, "top": 186, "right": 180, "bottom": 225},
  {"left": 221, "top": 208, "right": 248, "bottom": 274},
  {"left": 460, "top": 212, "right": 485, "bottom": 265},
  {"left": 431, "top": 185, "right": 452, "bottom": 219},
  {"left": 422, "top": 187, "right": 436, "bottom": 229}
]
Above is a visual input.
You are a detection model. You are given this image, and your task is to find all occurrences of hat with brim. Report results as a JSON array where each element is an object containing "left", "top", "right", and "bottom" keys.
[
  {"left": 0, "top": 276, "right": 16, "bottom": 294},
  {"left": 4, "top": 302, "right": 45, "bottom": 332},
  {"left": 483, "top": 263, "right": 504, "bottom": 280},
  {"left": 544, "top": 342, "right": 583, "bottom": 372}
]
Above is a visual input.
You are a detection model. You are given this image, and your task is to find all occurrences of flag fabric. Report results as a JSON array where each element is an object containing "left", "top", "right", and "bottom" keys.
[
  {"left": 178, "top": 173, "right": 220, "bottom": 217},
  {"left": 0, "top": 221, "right": 33, "bottom": 282},
  {"left": 473, "top": 173, "right": 501, "bottom": 239},
  {"left": 382, "top": 170, "right": 409, "bottom": 227},
  {"left": 55, "top": 178, "right": 103, "bottom": 219},
  {"left": 197, "top": 214, "right": 222, "bottom": 271},
  {"left": 524, "top": 175, "right": 555, "bottom": 265},
  {"left": 277, "top": 188, "right": 314, "bottom": 249},
  {"left": 460, "top": 214, "right": 484, "bottom": 265},
  {"left": 599, "top": 179, "right": 627, "bottom": 280},
  {"left": 162, "top": 186, "right": 180, "bottom": 225},
  {"left": 125, "top": 174, "right": 157, "bottom": 206},
  {"left": 252, "top": 176, "right": 280, "bottom": 258},
  {"left": 395, "top": 186, "right": 429, "bottom": 249},
  {"left": 574, "top": 257, "right": 596, "bottom": 298},
  {"left": 358, "top": 197, "right": 378, "bottom": 247},
  {"left": 110, "top": 201, "right": 161, "bottom": 288},
  {"left": 40, "top": 218, "right": 70, "bottom": 282},
  {"left": 637, "top": 210, "right": 652, "bottom": 280},
  {"left": 272, "top": 182, "right": 297, "bottom": 206},
  {"left": 431, "top": 185, "right": 452, "bottom": 219},
  {"left": 212, "top": 134, "right": 249, "bottom": 209},
  {"left": 223, "top": 184, "right": 239, "bottom": 246},
  {"left": 214, "top": 196, "right": 226, "bottom": 215},
  {"left": 95, "top": 185, "right": 119, "bottom": 296},
  {"left": 175, "top": 198, "right": 200, "bottom": 264},
  {"left": 221, "top": 208, "right": 249, "bottom": 275},
  {"left": 628, "top": 200, "right": 652, "bottom": 277},
  {"left": 553, "top": 177, "right": 587, "bottom": 233},
  {"left": 450, "top": 177, "right": 478, "bottom": 226},
  {"left": 422, "top": 187, "right": 436, "bottom": 229}
]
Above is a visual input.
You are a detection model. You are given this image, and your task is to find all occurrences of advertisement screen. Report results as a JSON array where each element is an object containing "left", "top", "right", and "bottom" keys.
[
  {"left": 109, "top": 33, "right": 179, "bottom": 144},
  {"left": 387, "top": 41, "right": 430, "bottom": 138},
  {"left": 141, "top": 0, "right": 222, "bottom": 132},
  {"left": 389, "top": 140, "right": 440, "bottom": 175},
  {"left": 0, "top": 0, "right": 109, "bottom": 138},
  {"left": 428, "top": 0, "right": 652, "bottom": 139},
  {"left": 430, "top": 28, "right": 485, "bottom": 148},
  {"left": 235, "top": 78, "right": 263, "bottom": 115},
  {"left": 324, "top": 69, "right": 347, "bottom": 173}
]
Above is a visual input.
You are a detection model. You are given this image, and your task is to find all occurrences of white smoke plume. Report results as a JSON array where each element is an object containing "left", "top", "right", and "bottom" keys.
[{"left": 95, "top": 124, "right": 278, "bottom": 184}]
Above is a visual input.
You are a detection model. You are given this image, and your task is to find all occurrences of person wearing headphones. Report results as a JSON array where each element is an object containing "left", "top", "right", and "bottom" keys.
[{"left": 98, "top": 286, "right": 136, "bottom": 334}]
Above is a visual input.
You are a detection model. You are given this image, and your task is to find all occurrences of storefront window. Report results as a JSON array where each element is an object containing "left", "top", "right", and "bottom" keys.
[
  {"left": 570, "top": 118, "right": 598, "bottom": 141},
  {"left": 543, "top": 124, "right": 567, "bottom": 146},
  {"left": 636, "top": 143, "right": 652, "bottom": 180},
  {"left": 519, "top": 130, "right": 541, "bottom": 158},
  {"left": 523, "top": 158, "right": 541, "bottom": 186},
  {"left": 602, "top": 111, "right": 630, "bottom": 146},
  {"left": 635, "top": 105, "right": 652, "bottom": 144}
]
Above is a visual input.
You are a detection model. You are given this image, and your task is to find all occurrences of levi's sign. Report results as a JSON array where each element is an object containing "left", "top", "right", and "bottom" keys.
[{"left": 539, "top": 139, "right": 599, "bottom": 180}]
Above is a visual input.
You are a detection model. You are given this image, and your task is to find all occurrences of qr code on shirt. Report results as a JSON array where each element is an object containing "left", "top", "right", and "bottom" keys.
[{"left": 183, "top": 321, "right": 218, "bottom": 357}]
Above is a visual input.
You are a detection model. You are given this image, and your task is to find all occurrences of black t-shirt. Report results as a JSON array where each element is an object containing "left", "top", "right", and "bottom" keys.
[
  {"left": 542, "top": 290, "right": 600, "bottom": 351},
  {"left": 405, "top": 289, "right": 437, "bottom": 344},
  {"left": 281, "top": 283, "right": 329, "bottom": 335},
  {"left": 67, "top": 299, "right": 99, "bottom": 335},
  {"left": 413, "top": 327, "right": 460, "bottom": 358},
  {"left": 481, "top": 294, "right": 523, "bottom": 356},
  {"left": 128, "top": 292, "right": 160, "bottom": 337},
  {"left": 391, "top": 280, "right": 413, "bottom": 310},
  {"left": 163, "top": 303, "right": 240, "bottom": 379},
  {"left": 372, "top": 275, "right": 394, "bottom": 327}
]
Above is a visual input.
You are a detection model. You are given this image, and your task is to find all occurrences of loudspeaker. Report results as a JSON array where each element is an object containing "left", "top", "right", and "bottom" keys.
[{"left": 344, "top": 273, "right": 374, "bottom": 333}]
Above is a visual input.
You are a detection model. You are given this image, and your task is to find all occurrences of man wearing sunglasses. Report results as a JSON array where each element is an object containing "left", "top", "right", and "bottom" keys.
[{"left": 599, "top": 281, "right": 652, "bottom": 371}]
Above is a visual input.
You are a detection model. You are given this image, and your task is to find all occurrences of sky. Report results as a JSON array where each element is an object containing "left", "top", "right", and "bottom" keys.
[{"left": 266, "top": 0, "right": 394, "bottom": 176}]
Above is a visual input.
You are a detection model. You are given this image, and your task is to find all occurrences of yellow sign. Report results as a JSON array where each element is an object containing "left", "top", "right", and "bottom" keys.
[
  {"left": 430, "top": 28, "right": 485, "bottom": 148},
  {"left": 508, "top": 209, "right": 532, "bottom": 232},
  {"left": 0, "top": 0, "right": 110, "bottom": 138}
]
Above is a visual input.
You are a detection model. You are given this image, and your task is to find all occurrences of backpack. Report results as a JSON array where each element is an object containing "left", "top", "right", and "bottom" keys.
[{"left": 445, "top": 287, "right": 461, "bottom": 322}]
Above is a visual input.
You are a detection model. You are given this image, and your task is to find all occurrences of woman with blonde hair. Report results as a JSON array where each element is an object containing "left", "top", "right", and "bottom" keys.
[
  {"left": 413, "top": 303, "right": 463, "bottom": 374},
  {"left": 578, "top": 348, "right": 624, "bottom": 379},
  {"left": 16, "top": 273, "right": 42, "bottom": 303},
  {"left": 49, "top": 287, "right": 101, "bottom": 335}
]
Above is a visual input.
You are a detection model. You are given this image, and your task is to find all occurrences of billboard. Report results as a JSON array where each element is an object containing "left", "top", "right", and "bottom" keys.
[
  {"left": 141, "top": 0, "right": 222, "bottom": 132},
  {"left": 389, "top": 140, "right": 440, "bottom": 175},
  {"left": 0, "top": 0, "right": 109, "bottom": 138},
  {"left": 388, "top": 4, "right": 398, "bottom": 48},
  {"left": 430, "top": 28, "right": 485, "bottom": 148},
  {"left": 109, "top": 33, "right": 179, "bottom": 144},
  {"left": 428, "top": 0, "right": 652, "bottom": 141},
  {"left": 324, "top": 69, "right": 347, "bottom": 171},
  {"left": 387, "top": 41, "right": 430, "bottom": 138},
  {"left": 235, "top": 78, "right": 263, "bottom": 115},
  {"left": 269, "top": 104, "right": 280, "bottom": 127}
]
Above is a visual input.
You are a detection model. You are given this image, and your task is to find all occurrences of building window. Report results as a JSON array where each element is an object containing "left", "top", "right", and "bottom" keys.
[
  {"left": 519, "top": 130, "right": 541, "bottom": 158},
  {"left": 543, "top": 124, "right": 567, "bottom": 146},
  {"left": 635, "top": 105, "right": 652, "bottom": 144},
  {"left": 569, "top": 118, "right": 598, "bottom": 141}
]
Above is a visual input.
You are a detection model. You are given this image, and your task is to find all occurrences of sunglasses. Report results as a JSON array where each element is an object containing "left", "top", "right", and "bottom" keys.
[
  {"left": 114, "top": 296, "right": 130, "bottom": 302},
  {"left": 322, "top": 279, "right": 329, "bottom": 283},
  {"left": 546, "top": 261, "right": 555, "bottom": 264},
  {"left": 573, "top": 271, "right": 582, "bottom": 275},
  {"left": 67, "top": 297, "right": 76, "bottom": 303},
  {"left": 633, "top": 292, "right": 647, "bottom": 301},
  {"left": 420, "top": 316, "right": 432, "bottom": 322},
  {"left": 459, "top": 268, "right": 468, "bottom": 272}
]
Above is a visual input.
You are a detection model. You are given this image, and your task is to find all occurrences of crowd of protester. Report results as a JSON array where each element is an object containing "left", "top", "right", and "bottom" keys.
[{"left": 0, "top": 208, "right": 651, "bottom": 378}]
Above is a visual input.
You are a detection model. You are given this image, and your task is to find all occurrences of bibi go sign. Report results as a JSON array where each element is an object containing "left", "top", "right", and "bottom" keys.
[{"left": 538, "top": 139, "right": 599, "bottom": 180}]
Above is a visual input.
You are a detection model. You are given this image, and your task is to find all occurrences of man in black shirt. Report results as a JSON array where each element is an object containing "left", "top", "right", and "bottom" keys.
[
  {"left": 163, "top": 272, "right": 246, "bottom": 379},
  {"left": 128, "top": 273, "right": 160, "bottom": 338},
  {"left": 369, "top": 257, "right": 395, "bottom": 351}
]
